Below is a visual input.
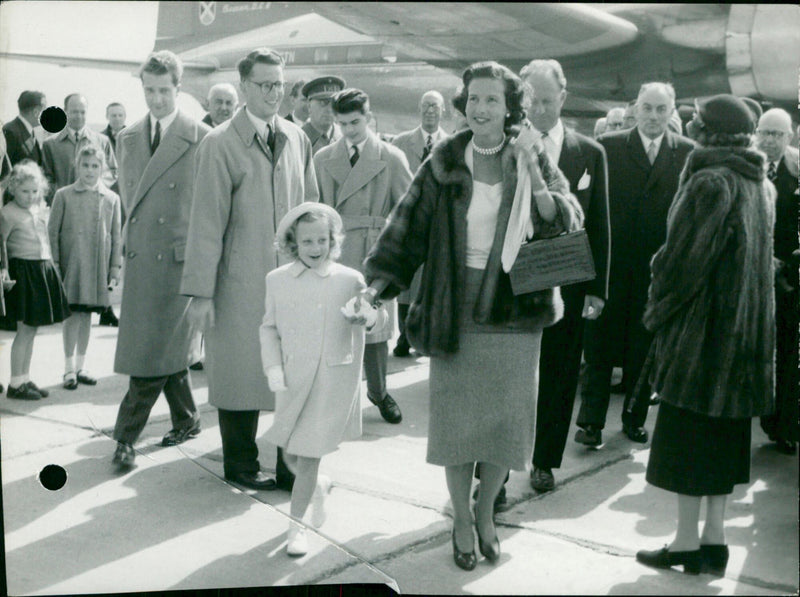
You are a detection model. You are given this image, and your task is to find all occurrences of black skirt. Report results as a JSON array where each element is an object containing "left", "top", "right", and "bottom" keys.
[
  {"left": 4, "top": 258, "right": 70, "bottom": 327},
  {"left": 646, "top": 401, "right": 751, "bottom": 496}
]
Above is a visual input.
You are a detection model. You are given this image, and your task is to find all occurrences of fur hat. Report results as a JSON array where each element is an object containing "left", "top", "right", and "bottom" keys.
[{"left": 694, "top": 94, "right": 755, "bottom": 135}]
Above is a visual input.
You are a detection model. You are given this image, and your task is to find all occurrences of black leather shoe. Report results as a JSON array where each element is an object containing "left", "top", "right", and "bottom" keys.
[
  {"left": 636, "top": 545, "right": 701, "bottom": 575},
  {"left": 530, "top": 467, "right": 555, "bottom": 492},
  {"left": 161, "top": 422, "right": 201, "bottom": 446},
  {"left": 393, "top": 342, "right": 411, "bottom": 357},
  {"left": 649, "top": 393, "right": 661, "bottom": 405},
  {"left": 623, "top": 424, "right": 648, "bottom": 443},
  {"left": 63, "top": 374, "right": 79, "bottom": 390},
  {"left": 575, "top": 425, "right": 602, "bottom": 447},
  {"left": 27, "top": 381, "right": 49, "bottom": 397},
  {"left": 112, "top": 442, "right": 136, "bottom": 468},
  {"left": 189, "top": 361, "right": 204, "bottom": 371},
  {"left": 700, "top": 544, "right": 729, "bottom": 577},
  {"left": 76, "top": 370, "right": 97, "bottom": 385},
  {"left": 474, "top": 505, "right": 500, "bottom": 562},
  {"left": 6, "top": 383, "right": 41, "bottom": 400},
  {"left": 226, "top": 471, "right": 278, "bottom": 491},
  {"left": 371, "top": 393, "right": 402, "bottom": 424},
  {"left": 99, "top": 308, "right": 119, "bottom": 327},
  {"left": 451, "top": 528, "right": 477, "bottom": 571}
]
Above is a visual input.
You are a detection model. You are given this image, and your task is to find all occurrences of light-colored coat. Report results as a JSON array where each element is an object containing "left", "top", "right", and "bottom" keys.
[
  {"left": 180, "top": 108, "right": 319, "bottom": 411},
  {"left": 314, "top": 130, "right": 412, "bottom": 343},
  {"left": 302, "top": 121, "right": 341, "bottom": 155},
  {"left": 260, "top": 260, "right": 386, "bottom": 457},
  {"left": 42, "top": 127, "right": 117, "bottom": 202},
  {"left": 48, "top": 182, "right": 122, "bottom": 306},
  {"left": 113, "top": 111, "right": 210, "bottom": 376}
]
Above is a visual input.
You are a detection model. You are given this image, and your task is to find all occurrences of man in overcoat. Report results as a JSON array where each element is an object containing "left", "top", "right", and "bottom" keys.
[
  {"left": 3, "top": 91, "right": 46, "bottom": 167},
  {"left": 110, "top": 51, "right": 210, "bottom": 468},
  {"left": 315, "top": 88, "right": 413, "bottom": 424},
  {"left": 520, "top": 60, "right": 610, "bottom": 492},
  {"left": 181, "top": 48, "right": 319, "bottom": 491},
  {"left": 576, "top": 82, "right": 694, "bottom": 447}
]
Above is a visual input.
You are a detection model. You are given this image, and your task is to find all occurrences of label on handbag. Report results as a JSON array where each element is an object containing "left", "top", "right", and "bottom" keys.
[{"left": 508, "top": 229, "right": 596, "bottom": 295}]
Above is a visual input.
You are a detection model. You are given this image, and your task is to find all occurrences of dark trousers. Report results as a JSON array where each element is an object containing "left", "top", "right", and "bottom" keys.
[
  {"left": 365, "top": 341, "right": 388, "bottom": 401},
  {"left": 578, "top": 306, "right": 651, "bottom": 431},
  {"left": 761, "top": 290, "right": 799, "bottom": 442},
  {"left": 112, "top": 369, "right": 198, "bottom": 445},
  {"left": 396, "top": 303, "right": 411, "bottom": 352},
  {"left": 218, "top": 409, "right": 261, "bottom": 478},
  {"left": 533, "top": 291, "right": 585, "bottom": 470}
]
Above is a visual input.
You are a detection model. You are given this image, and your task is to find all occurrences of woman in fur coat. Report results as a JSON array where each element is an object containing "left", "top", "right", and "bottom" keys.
[
  {"left": 636, "top": 95, "right": 775, "bottom": 576},
  {"left": 364, "top": 62, "right": 583, "bottom": 570}
]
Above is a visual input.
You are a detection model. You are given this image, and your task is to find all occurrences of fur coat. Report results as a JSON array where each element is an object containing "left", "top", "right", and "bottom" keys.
[
  {"left": 643, "top": 146, "right": 776, "bottom": 419},
  {"left": 365, "top": 127, "right": 584, "bottom": 356}
]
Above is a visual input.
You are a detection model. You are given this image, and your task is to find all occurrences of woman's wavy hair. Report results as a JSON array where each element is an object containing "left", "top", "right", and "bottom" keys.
[
  {"left": 686, "top": 118, "right": 752, "bottom": 148},
  {"left": 277, "top": 210, "right": 345, "bottom": 262},
  {"left": 452, "top": 61, "right": 527, "bottom": 132},
  {"left": 2, "top": 160, "right": 49, "bottom": 204}
]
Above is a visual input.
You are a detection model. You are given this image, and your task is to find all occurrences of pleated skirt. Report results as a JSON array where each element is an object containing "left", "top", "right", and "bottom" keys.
[{"left": 4, "top": 258, "right": 70, "bottom": 327}]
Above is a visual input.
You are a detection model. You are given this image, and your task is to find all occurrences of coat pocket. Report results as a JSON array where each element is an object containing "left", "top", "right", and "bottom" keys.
[{"left": 326, "top": 328, "right": 356, "bottom": 366}]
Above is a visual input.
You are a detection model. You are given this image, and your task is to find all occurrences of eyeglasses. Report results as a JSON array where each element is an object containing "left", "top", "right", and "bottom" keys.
[
  {"left": 756, "top": 130, "right": 789, "bottom": 139},
  {"left": 248, "top": 79, "right": 285, "bottom": 94},
  {"left": 606, "top": 122, "right": 623, "bottom": 130}
]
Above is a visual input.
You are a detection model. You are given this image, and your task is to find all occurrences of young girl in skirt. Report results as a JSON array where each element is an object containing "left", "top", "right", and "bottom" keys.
[
  {"left": 49, "top": 144, "right": 122, "bottom": 390},
  {"left": 0, "top": 161, "right": 70, "bottom": 400},
  {"left": 259, "top": 203, "right": 386, "bottom": 557}
]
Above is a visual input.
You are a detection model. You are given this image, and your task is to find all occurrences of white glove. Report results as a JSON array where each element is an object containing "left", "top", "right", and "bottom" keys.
[
  {"left": 267, "top": 365, "right": 287, "bottom": 392},
  {"left": 341, "top": 296, "right": 378, "bottom": 327}
]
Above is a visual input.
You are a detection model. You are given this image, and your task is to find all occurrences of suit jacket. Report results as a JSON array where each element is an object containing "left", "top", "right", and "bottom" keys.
[
  {"left": 3, "top": 116, "right": 43, "bottom": 166},
  {"left": 302, "top": 121, "right": 341, "bottom": 155},
  {"left": 101, "top": 124, "right": 123, "bottom": 152},
  {"left": 773, "top": 153, "right": 799, "bottom": 289},
  {"left": 180, "top": 107, "right": 319, "bottom": 411},
  {"left": 0, "top": 122, "right": 10, "bottom": 178},
  {"left": 314, "top": 131, "right": 412, "bottom": 343},
  {"left": 113, "top": 111, "right": 211, "bottom": 377},
  {"left": 391, "top": 125, "right": 447, "bottom": 175},
  {"left": 557, "top": 126, "right": 610, "bottom": 303},
  {"left": 42, "top": 126, "right": 118, "bottom": 204}
]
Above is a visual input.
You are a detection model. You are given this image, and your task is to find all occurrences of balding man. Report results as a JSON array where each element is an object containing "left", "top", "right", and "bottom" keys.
[
  {"left": 42, "top": 93, "right": 117, "bottom": 205},
  {"left": 605, "top": 107, "right": 625, "bottom": 133},
  {"left": 202, "top": 83, "right": 239, "bottom": 127},
  {"left": 576, "top": 82, "right": 694, "bottom": 447},
  {"left": 757, "top": 108, "right": 799, "bottom": 454},
  {"left": 390, "top": 90, "right": 448, "bottom": 357}
]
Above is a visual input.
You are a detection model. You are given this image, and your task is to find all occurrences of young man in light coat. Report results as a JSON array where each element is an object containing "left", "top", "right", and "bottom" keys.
[
  {"left": 181, "top": 48, "right": 319, "bottom": 491},
  {"left": 111, "top": 51, "right": 211, "bottom": 468},
  {"left": 314, "top": 88, "right": 413, "bottom": 424}
]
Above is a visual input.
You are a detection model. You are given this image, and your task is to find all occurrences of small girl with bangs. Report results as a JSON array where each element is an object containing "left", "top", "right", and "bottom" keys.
[
  {"left": 259, "top": 202, "right": 385, "bottom": 557},
  {"left": 49, "top": 143, "right": 122, "bottom": 390},
  {"left": 0, "top": 161, "right": 70, "bottom": 400}
]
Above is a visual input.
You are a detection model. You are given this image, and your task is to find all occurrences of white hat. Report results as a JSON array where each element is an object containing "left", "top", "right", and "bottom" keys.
[{"left": 276, "top": 202, "right": 342, "bottom": 247}]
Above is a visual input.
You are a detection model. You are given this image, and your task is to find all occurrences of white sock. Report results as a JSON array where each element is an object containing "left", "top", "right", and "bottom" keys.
[
  {"left": 75, "top": 354, "right": 85, "bottom": 372},
  {"left": 65, "top": 356, "right": 76, "bottom": 374},
  {"left": 10, "top": 375, "right": 24, "bottom": 388},
  {"left": 21, "top": 373, "right": 30, "bottom": 383}
]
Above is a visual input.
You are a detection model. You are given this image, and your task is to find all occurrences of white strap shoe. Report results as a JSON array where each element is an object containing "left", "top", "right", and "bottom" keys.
[
  {"left": 311, "top": 475, "right": 332, "bottom": 528},
  {"left": 286, "top": 522, "right": 308, "bottom": 557}
]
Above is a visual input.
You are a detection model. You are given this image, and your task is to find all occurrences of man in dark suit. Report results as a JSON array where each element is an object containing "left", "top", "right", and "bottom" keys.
[
  {"left": 3, "top": 91, "right": 46, "bottom": 167},
  {"left": 757, "top": 108, "right": 799, "bottom": 455},
  {"left": 576, "top": 82, "right": 694, "bottom": 447},
  {"left": 201, "top": 83, "right": 238, "bottom": 128},
  {"left": 284, "top": 80, "right": 308, "bottom": 124},
  {"left": 520, "top": 60, "right": 610, "bottom": 492},
  {"left": 102, "top": 102, "right": 127, "bottom": 152}
]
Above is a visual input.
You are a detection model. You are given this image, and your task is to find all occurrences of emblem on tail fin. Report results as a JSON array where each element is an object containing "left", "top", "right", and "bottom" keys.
[{"left": 199, "top": 1, "right": 216, "bottom": 26}]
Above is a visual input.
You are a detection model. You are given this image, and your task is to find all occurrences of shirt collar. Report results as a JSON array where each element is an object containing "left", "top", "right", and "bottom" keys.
[
  {"left": 638, "top": 128, "right": 664, "bottom": 152},
  {"left": 288, "top": 258, "right": 332, "bottom": 277},
  {"left": 68, "top": 126, "right": 87, "bottom": 140},
  {"left": 150, "top": 109, "right": 179, "bottom": 137},
  {"left": 19, "top": 116, "right": 34, "bottom": 135},
  {"left": 346, "top": 137, "right": 367, "bottom": 155},
  {"left": 534, "top": 119, "right": 564, "bottom": 145},
  {"left": 244, "top": 107, "right": 276, "bottom": 139}
]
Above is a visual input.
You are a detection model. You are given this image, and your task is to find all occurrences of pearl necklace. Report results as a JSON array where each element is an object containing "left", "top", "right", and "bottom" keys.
[{"left": 471, "top": 134, "right": 506, "bottom": 156}]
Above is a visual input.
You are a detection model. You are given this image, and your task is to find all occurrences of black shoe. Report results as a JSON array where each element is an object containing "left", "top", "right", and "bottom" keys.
[
  {"left": 575, "top": 425, "right": 602, "bottom": 447},
  {"left": 451, "top": 528, "right": 477, "bottom": 571},
  {"left": 112, "top": 442, "right": 136, "bottom": 468},
  {"left": 226, "top": 471, "right": 278, "bottom": 491},
  {"left": 530, "top": 467, "right": 555, "bottom": 492},
  {"left": 189, "top": 361, "right": 204, "bottom": 371},
  {"left": 99, "top": 308, "right": 119, "bottom": 327},
  {"left": 700, "top": 544, "right": 729, "bottom": 577},
  {"left": 63, "top": 374, "right": 79, "bottom": 390},
  {"left": 0, "top": 383, "right": 4, "bottom": 393},
  {"left": 76, "top": 370, "right": 97, "bottom": 385},
  {"left": 370, "top": 393, "right": 402, "bottom": 424},
  {"left": 162, "top": 422, "right": 201, "bottom": 446},
  {"left": 6, "top": 383, "right": 41, "bottom": 400},
  {"left": 636, "top": 545, "right": 701, "bottom": 575},
  {"left": 775, "top": 439, "right": 797, "bottom": 454},
  {"left": 473, "top": 505, "right": 501, "bottom": 562},
  {"left": 27, "top": 380, "right": 49, "bottom": 397},
  {"left": 393, "top": 342, "right": 411, "bottom": 357},
  {"left": 622, "top": 423, "right": 648, "bottom": 443},
  {"left": 649, "top": 393, "right": 661, "bottom": 405}
]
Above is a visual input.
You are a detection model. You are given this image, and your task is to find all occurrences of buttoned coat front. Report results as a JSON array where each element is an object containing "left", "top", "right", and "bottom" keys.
[
  {"left": 391, "top": 125, "right": 448, "bottom": 175},
  {"left": 113, "top": 111, "right": 210, "bottom": 376},
  {"left": 314, "top": 131, "right": 412, "bottom": 343},
  {"left": 180, "top": 109, "right": 319, "bottom": 411},
  {"left": 259, "top": 261, "right": 385, "bottom": 457},
  {"left": 42, "top": 127, "right": 118, "bottom": 203}
]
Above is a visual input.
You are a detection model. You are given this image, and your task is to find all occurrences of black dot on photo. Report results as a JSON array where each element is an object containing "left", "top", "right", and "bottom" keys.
[
  {"left": 40, "top": 106, "right": 67, "bottom": 133},
  {"left": 39, "top": 464, "right": 67, "bottom": 491}
]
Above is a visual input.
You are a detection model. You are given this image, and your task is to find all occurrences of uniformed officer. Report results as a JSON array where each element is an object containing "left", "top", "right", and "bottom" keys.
[{"left": 301, "top": 76, "right": 345, "bottom": 155}]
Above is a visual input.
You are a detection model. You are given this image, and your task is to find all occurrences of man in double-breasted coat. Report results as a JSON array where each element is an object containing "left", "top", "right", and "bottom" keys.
[
  {"left": 110, "top": 51, "right": 210, "bottom": 468},
  {"left": 576, "top": 82, "right": 694, "bottom": 446},
  {"left": 315, "top": 88, "right": 413, "bottom": 424},
  {"left": 181, "top": 48, "right": 319, "bottom": 491}
]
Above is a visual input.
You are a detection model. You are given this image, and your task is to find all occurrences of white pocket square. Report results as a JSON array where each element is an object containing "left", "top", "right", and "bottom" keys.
[{"left": 577, "top": 170, "right": 591, "bottom": 191}]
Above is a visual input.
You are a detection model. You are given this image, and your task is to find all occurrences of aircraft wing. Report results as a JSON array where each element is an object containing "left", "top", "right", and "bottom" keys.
[
  {"left": 305, "top": 2, "right": 639, "bottom": 67},
  {"left": 0, "top": 52, "right": 217, "bottom": 74}
]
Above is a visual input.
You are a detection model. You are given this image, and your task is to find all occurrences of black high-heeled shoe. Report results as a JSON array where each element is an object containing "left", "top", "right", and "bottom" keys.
[
  {"left": 700, "top": 544, "right": 729, "bottom": 576},
  {"left": 474, "top": 504, "right": 501, "bottom": 562},
  {"left": 636, "top": 545, "right": 702, "bottom": 575},
  {"left": 451, "top": 528, "right": 477, "bottom": 571}
]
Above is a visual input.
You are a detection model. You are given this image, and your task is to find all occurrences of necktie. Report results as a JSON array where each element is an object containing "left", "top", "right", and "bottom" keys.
[
  {"left": 422, "top": 134, "right": 433, "bottom": 160},
  {"left": 767, "top": 161, "right": 777, "bottom": 182},
  {"left": 74, "top": 130, "right": 81, "bottom": 144},
  {"left": 266, "top": 124, "right": 276, "bottom": 155},
  {"left": 350, "top": 144, "right": 359, "bottom": 167},
  {"left": 647, "top": 141, "right": 657, "bottom": 165},
  {"left": 151, "top": 120, "right": 161, "bottom": 155}
]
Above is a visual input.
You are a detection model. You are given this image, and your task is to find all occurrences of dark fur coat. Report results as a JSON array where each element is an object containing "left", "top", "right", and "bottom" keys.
[
  {"left": 365, "top": 127, "right": 584, "bottom": 356},
  {"left": 643, "top": 146, "right": 776, "bottom": 418}
]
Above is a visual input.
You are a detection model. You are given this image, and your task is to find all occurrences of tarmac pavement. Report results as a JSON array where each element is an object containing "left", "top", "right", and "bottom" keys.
[{"left": 0, "top": 314, "right": 798, "bottom": 595}]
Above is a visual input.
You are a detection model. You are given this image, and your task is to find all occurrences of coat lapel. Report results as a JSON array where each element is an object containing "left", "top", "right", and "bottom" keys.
[
  {"left": 328, "top": 134, "right": 387, "bottom": 208},
  {"left": 132, "top": 112, "right": 193, "bottom": 208},
  {"left": 558, "top": 128, "right": 584, "bottom": 186},
  {"left": 645, "top": 131, "right": 676, "bottom": 192},
  {"left": 410, "top": 127, "right": 426, "bottom": 163},
  {"left": 627, "top": 128, "right": 652, "bottom": 175}
]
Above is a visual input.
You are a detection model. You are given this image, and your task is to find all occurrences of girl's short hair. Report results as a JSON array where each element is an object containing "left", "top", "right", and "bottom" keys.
[
  {"left": 3, "top": 160, "right": 49, "bottom": 201},
  {"left": 452, "top": 61, "right": 527, "bottom": 132},
  {"left": 74, "top": 142, "right": 107, "bottom": 169},
  {"left": 277, "top": 210, "right": 345, "bottom": 261}
]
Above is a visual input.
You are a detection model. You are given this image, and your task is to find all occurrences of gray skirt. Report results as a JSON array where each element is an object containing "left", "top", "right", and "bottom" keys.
[{"left": 427, "top": 267, "right": 542, "bottom": 470}]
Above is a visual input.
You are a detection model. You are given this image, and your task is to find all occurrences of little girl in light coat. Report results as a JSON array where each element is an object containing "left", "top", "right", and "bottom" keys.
[{"left": 259, "top": 202, "right": 386, "bottom": 557}]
